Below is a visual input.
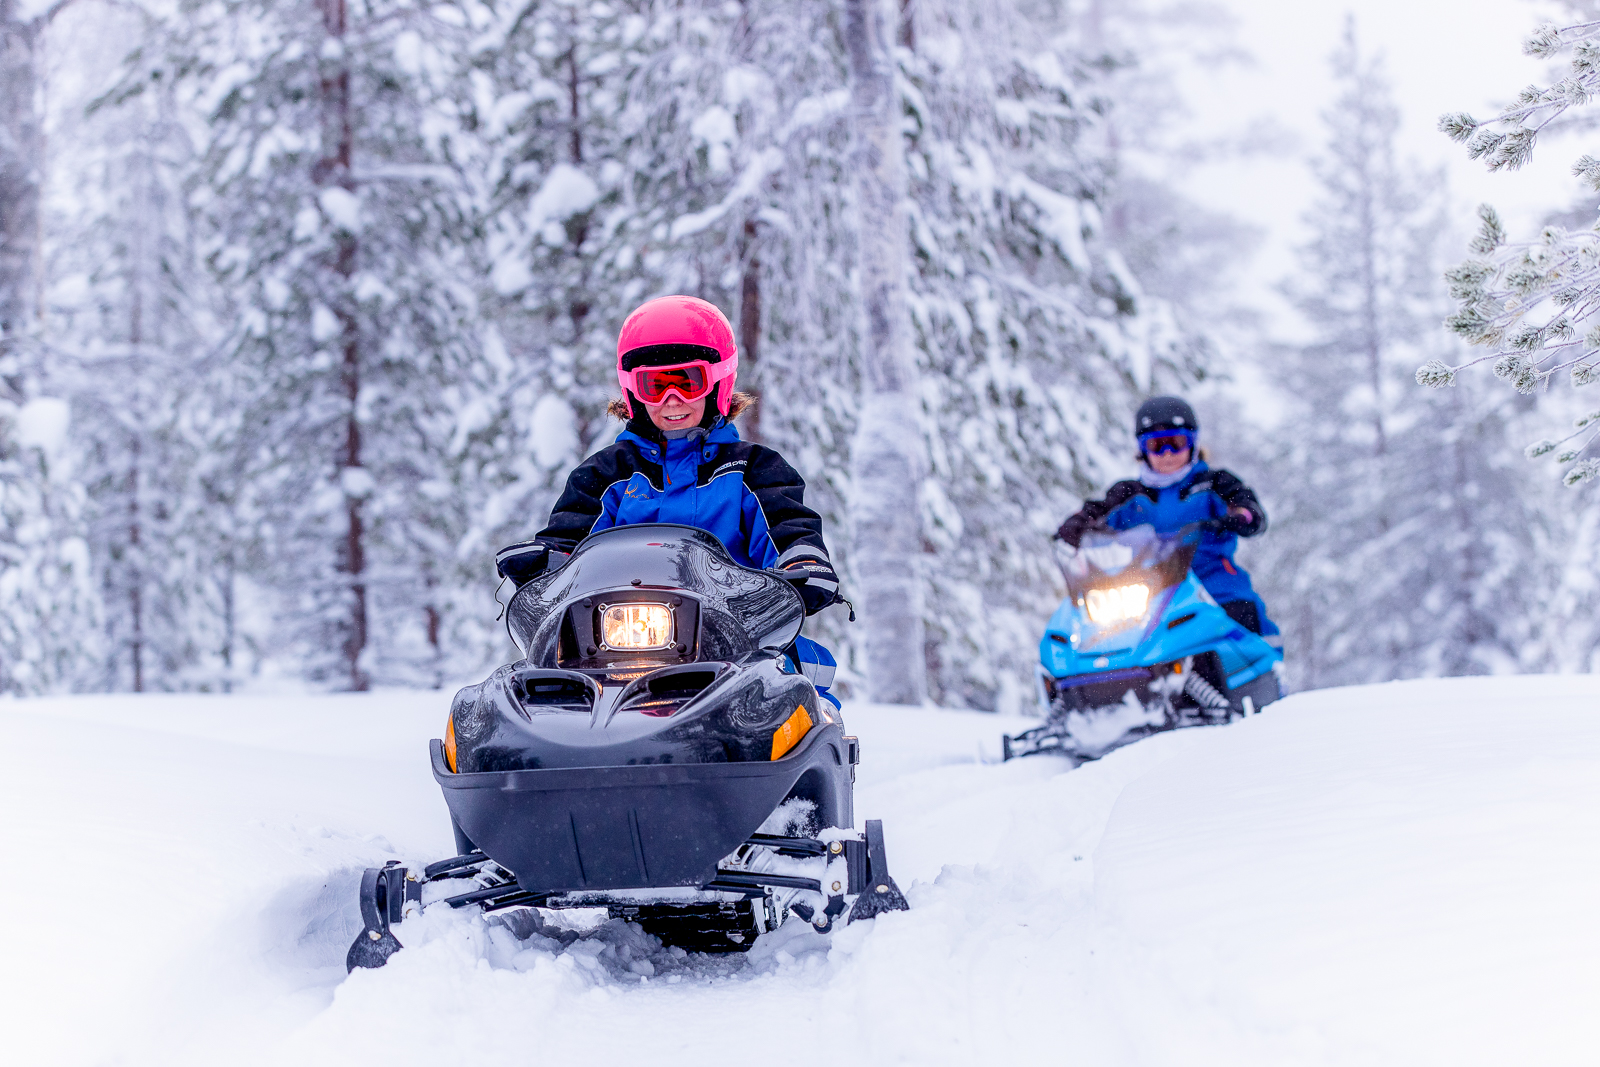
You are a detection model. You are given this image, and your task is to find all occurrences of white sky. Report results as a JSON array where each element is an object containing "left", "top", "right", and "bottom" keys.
[{"left": 1166, "top": 0, "right": 1580, "bottom": 339}]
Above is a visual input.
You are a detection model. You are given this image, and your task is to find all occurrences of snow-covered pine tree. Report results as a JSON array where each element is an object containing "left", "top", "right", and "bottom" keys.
[
  {"left": 469, "top": 0, "right": 751, "bottom": 469},
  {"left": 891, "top": 0, "right": 1199, "bottom": 710},
  {"left": 163, "top": 0, "right": 489, "bottom": 688},
  {"left": 0, "top": 2, "right": 111, "bottom": 694},
  {"left": 845, "top": 0, "right": 926, "bottom": 706},
  {"left": 1, "top": 0, "right": 53, "bottom": 355},
  {"left": 40, "top": 1, "right": 226, "bottom": 691},
  {"left": 1432, "top": 8, "right": 1600, "bottom": 489},
  {"left": 465, "top": 0, "right": 854, "bottom": 603},
  {"left": 629, "top": 0, "right": 866, "bottom": 690},
  {"left": 1256, "top": 24, "right": 1550, "bottom": 687},
  {"left": 0, "top": 396, "right": 100, "bottom": 693}
]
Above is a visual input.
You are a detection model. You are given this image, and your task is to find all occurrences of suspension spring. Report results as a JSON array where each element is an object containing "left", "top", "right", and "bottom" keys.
[{"left": 1183, "top": 670, "right": 1232, "bottom": 711}]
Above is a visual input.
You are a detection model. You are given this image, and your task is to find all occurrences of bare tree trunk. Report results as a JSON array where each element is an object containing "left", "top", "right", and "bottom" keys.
[
  {"left": 1360, "top": 195, "right": 1386, "bottom": 458},
  {"left": 566, "top": 39, "right": 582, "bottom": 166},
  {"left": 737, "top": 218, "right": 762, "bottom": 442},
  {"left": 732, "top": 4, "right": 763, "bottom": 443},
  {"left": 845, "top": 0, "right": 926, "bottom": 706},
  {"left": 127, "top": 183, "right": 146, "bottom": 692},
  {"left": 425, "top": 586, "right": 441, "bottom": 689},
  {"left": 220, "top": 545, "right": 235, "bottom": 694},
  {"left": 317, "top": 0, "right": 368, "bottom": 691},
  {"left": 127, "top": 425, "right": 143, "bottom": 691},
  {"left": 564, "top": 28, "right": 592, "bottom": 397}
]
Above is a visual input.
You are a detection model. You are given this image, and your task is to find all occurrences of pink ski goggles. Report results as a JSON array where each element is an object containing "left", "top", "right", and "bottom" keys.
[{"left": 621, "top": 359, "right": 737, "bottom": 406}]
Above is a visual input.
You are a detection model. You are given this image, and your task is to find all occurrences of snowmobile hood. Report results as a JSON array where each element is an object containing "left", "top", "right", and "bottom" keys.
[
  {"left": 505, "top": 524, "right": 805, "bottom": 665},
  {"left": 447, "top": 654, "right": 821, "bottom": 772},
  {"left": 456, "top": 524, "right": 818, "bottom": 774}
]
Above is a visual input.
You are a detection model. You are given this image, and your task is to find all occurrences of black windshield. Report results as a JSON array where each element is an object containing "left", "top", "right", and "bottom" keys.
[{"left": 506, "top": 524, "right": 805, "bottom": 665}]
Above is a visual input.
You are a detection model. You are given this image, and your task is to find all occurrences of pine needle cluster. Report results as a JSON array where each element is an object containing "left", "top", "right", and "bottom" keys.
[{"left": 1434, "top": 17, "right": 1600, "bottom": 486}]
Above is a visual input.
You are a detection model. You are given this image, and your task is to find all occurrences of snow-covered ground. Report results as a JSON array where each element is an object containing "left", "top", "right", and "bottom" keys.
[{"left": 3, "top": 675, "right": 1598, "bottom": 1065}]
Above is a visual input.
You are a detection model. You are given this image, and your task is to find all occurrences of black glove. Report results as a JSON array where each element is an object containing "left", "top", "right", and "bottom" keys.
[
  {"left": 1200, "top": 511, "right": 1253, "bottom": 537},
  {"left": 1057, "top": 511, "right": 1108, "bottom": 548},
  {"left": 495, "top": 540, "right": 550, "bottom": 587},
  {"left": 778, "top": 555, "right": 841, "bottom": 616}
]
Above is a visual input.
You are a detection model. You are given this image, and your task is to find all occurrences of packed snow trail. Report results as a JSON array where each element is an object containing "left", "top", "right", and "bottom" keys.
[{"left": 2, "top": 676, "right": 1598, "bottom": 1065}]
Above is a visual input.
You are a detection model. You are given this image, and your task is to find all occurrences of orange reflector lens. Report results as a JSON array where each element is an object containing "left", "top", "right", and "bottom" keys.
[
  {"left": 444, "top": 716, "right": 458, "bottom": 773},
  {"left": 770, "top": 705, "right": 813, "bottom": 761}
]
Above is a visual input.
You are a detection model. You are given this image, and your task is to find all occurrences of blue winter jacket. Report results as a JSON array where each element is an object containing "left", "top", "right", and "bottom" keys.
[
  {"left": 535, "top": 416, "right": 830, "bottom": 573},
  {"left": 1064, "top": 461, "right": 1278, "bottom": 634}
]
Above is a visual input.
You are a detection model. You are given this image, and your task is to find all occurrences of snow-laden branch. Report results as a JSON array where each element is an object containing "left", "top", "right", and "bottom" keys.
[
  {"left": 666, "top": 147, "right": 781, "bottom": 240},
  {"left": 1433, "top": 19, "right": 1600, "bottom": 488},
  {"left": 1439, "top": 21, "right": 1600, "bottom": 179}
]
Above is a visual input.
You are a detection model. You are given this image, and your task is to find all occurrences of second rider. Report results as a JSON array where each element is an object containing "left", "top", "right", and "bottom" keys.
[{"left": 1057, "top": 395, "right": 1282, "bottom": 650}]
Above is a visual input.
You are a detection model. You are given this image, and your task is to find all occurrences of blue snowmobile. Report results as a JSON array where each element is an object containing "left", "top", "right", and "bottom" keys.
[{"left": 1003, "top": 522, "right": 1282, "bottom": 762}]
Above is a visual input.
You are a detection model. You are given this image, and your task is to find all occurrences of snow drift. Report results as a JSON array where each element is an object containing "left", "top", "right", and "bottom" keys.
[{"left": 2, "top": 675, "right": 1596, "bottom": 1065}]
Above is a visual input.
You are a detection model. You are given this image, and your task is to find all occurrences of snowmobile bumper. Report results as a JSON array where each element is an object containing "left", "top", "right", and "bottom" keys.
[{"left": 431, "top": 722, "right": 853, "bottom": 895}]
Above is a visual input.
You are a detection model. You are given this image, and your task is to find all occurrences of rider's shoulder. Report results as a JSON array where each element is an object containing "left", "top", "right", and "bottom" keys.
[
  {"left": 1105, "top": 478, "right": 1152, "bottom": 500},
  {"left": 1192, "top": 465, "right": 1247, "bottom": 491},
  {"left": 578, "top": 434, "right": 656, "bottom": 479}
]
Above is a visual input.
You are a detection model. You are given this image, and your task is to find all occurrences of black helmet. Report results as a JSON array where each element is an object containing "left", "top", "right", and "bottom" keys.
[{"left": 1135, "top": 396, "right": 1198, "bottom": 436}]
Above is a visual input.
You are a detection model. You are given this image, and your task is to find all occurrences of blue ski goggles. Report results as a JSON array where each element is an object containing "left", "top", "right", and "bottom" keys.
[{"left": 1138, "top": 429, "right": 1195, "bottom": 456}]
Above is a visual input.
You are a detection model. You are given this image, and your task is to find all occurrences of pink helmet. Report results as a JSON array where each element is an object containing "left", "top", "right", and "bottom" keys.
[{"left": 615, "top": 295, "right": 739, "bottom": 417}]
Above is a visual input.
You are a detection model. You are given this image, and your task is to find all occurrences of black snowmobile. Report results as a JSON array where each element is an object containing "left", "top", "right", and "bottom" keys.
[{"left": 347, "top": 523, "right": 909, "bottom": 970}]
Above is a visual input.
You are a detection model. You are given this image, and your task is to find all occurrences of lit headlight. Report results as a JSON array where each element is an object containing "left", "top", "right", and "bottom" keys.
[
  {"left": 1084, "top": 584, "right": 1150, "bottom": 625},
  {"left": 601, "top": 603, "right": 673, "bottom": 650}
]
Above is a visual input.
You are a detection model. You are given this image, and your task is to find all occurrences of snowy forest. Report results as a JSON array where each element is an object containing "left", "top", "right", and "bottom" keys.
[{"left": 5, "top": 0, "right": 1600, "bottom": 707}]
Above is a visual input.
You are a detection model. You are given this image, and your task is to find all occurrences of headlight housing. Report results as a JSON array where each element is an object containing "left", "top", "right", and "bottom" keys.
[
  {"left": 1084, "top": 583, "right": 1150, "bottom": 625},
  {"left": 600, "top": 603, "right": 674, "bottom": 650}
]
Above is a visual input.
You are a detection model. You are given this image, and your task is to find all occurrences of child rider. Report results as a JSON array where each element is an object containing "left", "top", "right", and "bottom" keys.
[
  {"left": 495, "top": 295, "right": 846, "bottom": 703},
  {"left": 1056, "top": 395, "right": 1281, "bottom": 647}
]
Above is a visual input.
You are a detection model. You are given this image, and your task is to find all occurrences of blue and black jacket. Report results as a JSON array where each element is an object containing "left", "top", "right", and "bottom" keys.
[
  {"left": 535, "top": 416, "right": 830, "bottom": 574},
  {"left": 1062, "top": 461, "right": 1278, "bottom": 636},
  {"left": 533, "top": 414, "right": 840, "bottom": 696}
]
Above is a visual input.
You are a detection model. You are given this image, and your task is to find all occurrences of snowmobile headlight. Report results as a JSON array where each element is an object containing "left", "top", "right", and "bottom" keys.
[
  {"left": 1085, "top": 583, "right": 1150, "bottom": 625},
  {"left": 444, "top": 715, "right": 458, "bottom": 773},
  {"left": 600, "top": 603, "right": 674, "bottom": 650}
]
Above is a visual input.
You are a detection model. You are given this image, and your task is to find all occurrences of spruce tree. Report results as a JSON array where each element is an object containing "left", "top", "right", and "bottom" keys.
[
  {"left": 1257, "top": 24, "right": 1549, "bottom": 687},
  {"left": 887, "top": 0, "right": 1199, "bottom": 709},
  {"left": 45, "top": 3, "right": 222, "bottom": 690},
  {"left": 166, "top": 0, "right": 488, "bottom": 688},
  {"left": 0, "top": 397, "right": 100, "bottom": 694}
]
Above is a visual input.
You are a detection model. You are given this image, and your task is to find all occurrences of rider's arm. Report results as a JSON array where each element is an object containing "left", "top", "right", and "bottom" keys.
[
  {"left": 745, "top": 447, "right": 840, "bottom": 614},
  {"left": 534, "top": 445, "right": 630, "bottom": 555},
  {"left": 1058, "top": 481, "right": 1148, "bottom": 546},
  {"left": 745, "top": 446, "right": 829, "bottom": 565},
  {"left": 1205, "top": 470, "right": 1268, "bottom": 537}
]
